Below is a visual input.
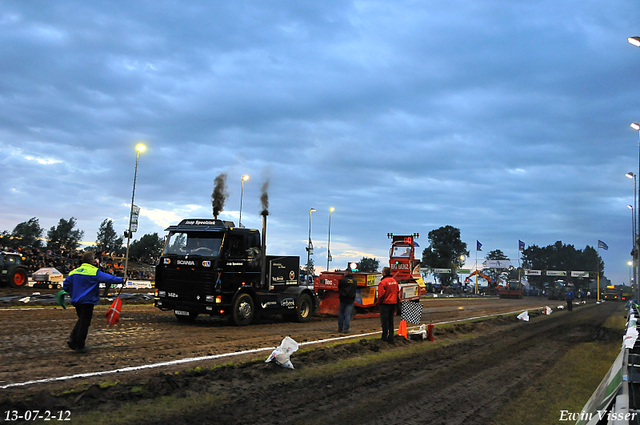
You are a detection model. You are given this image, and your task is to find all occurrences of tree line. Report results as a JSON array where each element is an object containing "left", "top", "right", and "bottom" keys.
[
  {"left": 419, "top": 225, "right": 606, "bottom": 290},
  {"left": 1, "top": 217, "right": 164, "bottom": 264}
]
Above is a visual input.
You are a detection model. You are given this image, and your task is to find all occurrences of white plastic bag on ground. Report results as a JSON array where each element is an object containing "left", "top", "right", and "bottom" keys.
[
  {"left": 557, "top": 304, "right": 565, "bottom": 310},
  {"left": 517, "top": 311, "right": 529, "bottom": 321},
  {"left": 266, "top": 336, "right": 299, "bottom": 369},
  {"left": 409, "top": 324, "right": 427, "bottom": 340},
  {"left": 542, "top": 306, "right": 553, "bottom": 315}
]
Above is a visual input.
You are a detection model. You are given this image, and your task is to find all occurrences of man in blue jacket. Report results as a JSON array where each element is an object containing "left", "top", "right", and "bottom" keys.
[{"left": 63, "top": 251, "right": 123, "bottom": 353}]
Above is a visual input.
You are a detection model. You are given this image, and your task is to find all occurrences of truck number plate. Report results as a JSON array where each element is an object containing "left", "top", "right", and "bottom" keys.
[
  {"left": 174, "top": 310, "right": 190, "bottom": 316},
  {"left": 168, "top": 292, "right": 178, "bottom": 298}
]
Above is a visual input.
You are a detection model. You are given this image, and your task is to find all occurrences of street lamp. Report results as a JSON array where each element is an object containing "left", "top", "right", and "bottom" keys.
[
  {"left": 123, "top": 143, "right": 146, "bottom": 286},
  {"left": 239, "top": 174, "right": 249, "bottom": 227},
  {"left": 628, "top": 172, "right": 637, "bottom": 289},
  {"left": 632, "top": 123, "right": 640, "bottom": 300},
  {"left": 629, "top": 37, "right": 640, "bottom": 47},
  {"left": 629, "top": 204, "right": 636, "bottom": 255},
  {"left": 306, "top": 208, "right": 316, "bottom": 284},
  {"left": 327, "top": 207, "right": 335, "bottom": 271}
]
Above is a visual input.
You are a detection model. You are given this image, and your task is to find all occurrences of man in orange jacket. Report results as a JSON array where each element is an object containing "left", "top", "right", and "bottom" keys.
[{"left": 378, "top": 266, "right": 399, "bottom": 343}]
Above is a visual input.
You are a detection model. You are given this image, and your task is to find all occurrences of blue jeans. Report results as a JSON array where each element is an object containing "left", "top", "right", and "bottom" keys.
[{"left": 338, "top": 301, "right": 354, "bottom": 332}]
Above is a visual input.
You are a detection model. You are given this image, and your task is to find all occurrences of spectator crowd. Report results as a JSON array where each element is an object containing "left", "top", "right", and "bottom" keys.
[{"left": 1, "top": 247, "right": 154, "bottom": 280}]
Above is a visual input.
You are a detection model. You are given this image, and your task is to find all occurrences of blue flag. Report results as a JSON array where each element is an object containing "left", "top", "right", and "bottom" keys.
[
  {"left": 518, "top": 240, "right": 525, "bottom": 251},
  {"left": 597, "top": 240, "right": 608, "bottom": 250},
  {"left": 477, "top": 240, "right": 482, "bottom": 251}
]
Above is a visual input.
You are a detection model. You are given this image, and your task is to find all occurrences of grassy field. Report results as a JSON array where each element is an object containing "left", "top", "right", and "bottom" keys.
[{"left": 491, "top": 307, "right": 626, "bottom": 425}]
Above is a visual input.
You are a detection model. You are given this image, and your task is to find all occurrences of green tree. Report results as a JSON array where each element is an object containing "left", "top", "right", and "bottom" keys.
[
  {"left": 358, "top": 257, "right": 380, "bottom": 272},
  {"left": 0, "top": 230, "right": 10, "bottom": 247},
  {"left": 421, "top": 225, "right": 469, "bottom": 286},
  {"left": 483, "top": 249, "right": 518, "bottom": 288},
  {"left": 10, "top": 217, "right": 43, "bottom": 250},
  {"left": 95, "top": 219, "right": 124, "bottom": 256},
  {"left": 304, "top": 257, "right": 316, "bottom": 284},
  {"left": 46, "top": 217, "right": 84, "bottom": 252},
  {"left": 521, "top": 241, "right": 603, "bottom": 292},
  {"left": 129, "top": 233, "right": 164, "bottom": 264}
]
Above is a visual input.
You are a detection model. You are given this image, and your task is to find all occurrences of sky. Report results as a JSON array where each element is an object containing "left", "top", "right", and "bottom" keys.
[{"left": 1, "top": 1, "right": 640, "bottom": 284}]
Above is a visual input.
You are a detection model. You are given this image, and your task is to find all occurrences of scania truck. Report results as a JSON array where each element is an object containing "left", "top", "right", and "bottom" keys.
[{"left": 154, "top": 215, "right": 318, "bottom": 325}]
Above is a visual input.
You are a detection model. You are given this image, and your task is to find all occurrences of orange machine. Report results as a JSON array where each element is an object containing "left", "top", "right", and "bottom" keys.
[
  {"left": 315, "top": 253, "right": 422, "bottom": 316},
  {"left": 388, "top": 233, "right": 427, "bottom": 296},
  {"left": 315, "top": 269, "right": 380, "bottom": 315}
]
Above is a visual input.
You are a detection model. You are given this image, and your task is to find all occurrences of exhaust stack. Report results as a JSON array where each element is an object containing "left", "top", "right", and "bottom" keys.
[{"left": 261, "top": 211, "right": 268, "bottom": 289}]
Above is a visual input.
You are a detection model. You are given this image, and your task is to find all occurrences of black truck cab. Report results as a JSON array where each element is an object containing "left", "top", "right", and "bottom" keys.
[{"left": 154, "top": 219, "right": 317, "bottom": 325}]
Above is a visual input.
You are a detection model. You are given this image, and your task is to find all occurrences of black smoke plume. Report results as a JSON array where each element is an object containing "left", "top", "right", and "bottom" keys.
[
  {"left": 260, "top": 180, "right": 269, "bottom": 216},
  {"left": 211, "top": 173, "right": 228, "bottom": 219}
]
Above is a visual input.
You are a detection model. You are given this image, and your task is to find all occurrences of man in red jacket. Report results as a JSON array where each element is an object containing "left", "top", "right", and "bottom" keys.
[{"left": 378, "top": 267, "right": 399, "bottom": 343}]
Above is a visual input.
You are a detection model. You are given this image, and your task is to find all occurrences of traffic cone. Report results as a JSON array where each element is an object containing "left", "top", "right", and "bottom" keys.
[{"left": 398, "top": 319, "right": 408, "bottom": 340}]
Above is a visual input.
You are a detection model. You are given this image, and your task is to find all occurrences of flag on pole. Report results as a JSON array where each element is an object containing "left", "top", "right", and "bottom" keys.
[
  {"left": 597, "top": 240, "right": 608, "bottom": 250},
  {"left": 477, "top": 240, "right": 482, "bottom": 251},
  {"left": 518, "top": 240, "right": 525, "bottom": 251}
]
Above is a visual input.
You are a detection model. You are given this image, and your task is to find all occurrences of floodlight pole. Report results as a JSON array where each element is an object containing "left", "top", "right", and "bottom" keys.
[{"left": 123, "top": 144, "right": 145, "bottom": 287}]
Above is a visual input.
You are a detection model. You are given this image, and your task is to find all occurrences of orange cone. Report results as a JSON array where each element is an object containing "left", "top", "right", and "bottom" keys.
[{"left": 398, "top": 319, "right": 408, "bottom": 339}]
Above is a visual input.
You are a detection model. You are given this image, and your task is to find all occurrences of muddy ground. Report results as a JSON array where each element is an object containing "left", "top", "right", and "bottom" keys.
[{"left": 0, "top": 290, "right": 619, "bottom": 424}]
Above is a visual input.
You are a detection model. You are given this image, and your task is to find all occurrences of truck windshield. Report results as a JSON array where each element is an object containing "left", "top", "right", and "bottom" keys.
[
  {"left": 164, "top": 232, "right": 223, "bottom": 256},
  {"left": 391, "top": 245, "right": 412, "bottom": 257}
]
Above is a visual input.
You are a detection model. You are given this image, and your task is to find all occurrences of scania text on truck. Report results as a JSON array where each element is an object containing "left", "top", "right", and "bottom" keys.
[{"left": 154, "top": 216, "right": 318, "bottom": 325}]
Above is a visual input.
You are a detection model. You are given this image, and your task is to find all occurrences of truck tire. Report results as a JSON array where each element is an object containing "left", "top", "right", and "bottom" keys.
[
  {"left": 294, "top": 293, "right": 313, "bottom": 323},
  {"left": 232, "top": 293, "right": 254, "bottom": 326},
  {"left": 9, "top": 268, "right": 28, "bottom": 288}
]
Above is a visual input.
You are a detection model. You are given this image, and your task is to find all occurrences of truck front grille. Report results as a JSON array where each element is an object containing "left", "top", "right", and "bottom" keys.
[{"left": 159, "top": 268, "right": 216, "bottom": 295}]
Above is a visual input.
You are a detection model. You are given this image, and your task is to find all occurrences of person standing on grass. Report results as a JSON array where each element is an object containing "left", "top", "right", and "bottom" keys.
[
  {"left": 566, "top": 285, "right": 574, "bottom": 311},
  {"left": 63, "top": 251, "right": 123, "bottom": 353},
  {"left": 378, "top": 267, "right": 399, "bottom": 343},
  {"left": 338, "top": 266, "right": 357, "bottom": 333}
]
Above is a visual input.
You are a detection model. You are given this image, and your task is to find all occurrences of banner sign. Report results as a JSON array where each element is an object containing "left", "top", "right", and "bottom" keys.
[
  {"left": 525, "top": 269, "right": 542, "bottom": 276},
  {"left": 546, "top": 270, "right": 567, "bottom": 276},
  {"left": 571, "top": 271, "right": 590, "bottom": 278},
  {"left": 432, "top": 268, "right": 452, "bottom": 274},
  {"left": 486, "top": 260, "right": 510, "bottom": 268},
  {"left": 458, "top": 269, "right": 471, "bottom": 274},
  {"left": 131, "top": 205, "right": 141, "bottom": 232}
]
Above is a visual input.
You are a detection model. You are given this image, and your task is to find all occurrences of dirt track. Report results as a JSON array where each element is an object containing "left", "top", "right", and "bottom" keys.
[
  {"left": 0, "top": 294, "right": 619, "bottom": 424},
  {"left": 0, "top": 294, "right": 562, "bottom": 388}
]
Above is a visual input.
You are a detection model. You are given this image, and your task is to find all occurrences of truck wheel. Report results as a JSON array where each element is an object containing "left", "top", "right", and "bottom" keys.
[
  {"left": 232, "top": 293, "right": 254, "bottom": 326},
  {"left": 175, "top": 311, "right": 199, "bottom": 322},
  {"left": 9, "top": 268, "right": 28, "bottom": 288},
  {"left": 294, "top": 293, "right": 313, "bottom": 323}
]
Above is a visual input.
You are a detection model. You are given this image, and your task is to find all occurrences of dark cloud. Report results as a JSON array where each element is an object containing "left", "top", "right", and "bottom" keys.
[{"left": 0, "top": 0, "right": 638, "bottom": 282}]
